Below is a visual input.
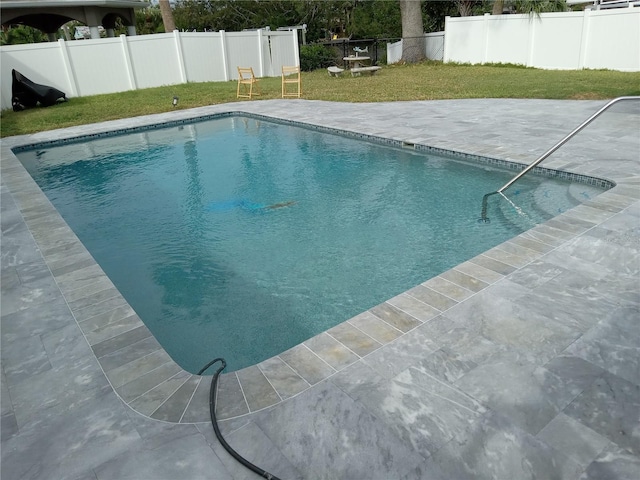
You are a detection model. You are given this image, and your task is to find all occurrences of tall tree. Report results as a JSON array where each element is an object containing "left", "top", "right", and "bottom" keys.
[
  {"left": 399, "top": 0, "right": 425, "bottom": 63},
  {"left": 159, "top": 0, "right": 176, "bottom": 32}
]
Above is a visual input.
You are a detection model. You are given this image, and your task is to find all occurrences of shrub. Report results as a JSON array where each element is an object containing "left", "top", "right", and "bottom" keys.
[{"left": 300, "top": 44, "right": 335, "bottom": 72}]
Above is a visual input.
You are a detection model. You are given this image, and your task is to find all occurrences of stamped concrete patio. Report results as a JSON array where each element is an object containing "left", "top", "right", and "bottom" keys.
[{"left": 1, "top": 98, "right": 639, "bottom": 479}]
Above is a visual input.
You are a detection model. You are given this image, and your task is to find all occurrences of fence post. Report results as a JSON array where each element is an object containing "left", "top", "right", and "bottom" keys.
[
  {"left": 292, "top": 29, "right": 300, "bottom": 67},
  {"left": 173, "top": 29, "right": 188, "bottom": 83},
  {"left": 57, "top": 39, "right": 79, "bottom": 97},
  {"left": 374, "top": 38, "right": 378, "bottom": 65},
  {"left": 443, "top": 16, "right": 451, "bottom": 63},
  {"left": 219, "top": 30, "right": 229, "bottom": 81},
  {"left": 257, "top": 29, "right": 265, "bottom": 77},
  {"left": 578, "top": 8, "right": 591, "bottom": 69},
  {"left": 120, "top": 34, "right": 137, "bottom": 90},
  {"left": 527, "top": 14, "right": 536, "bottom": 67},
  {"left": 483, "top": 13, "right": 491, "bottom": 64}
]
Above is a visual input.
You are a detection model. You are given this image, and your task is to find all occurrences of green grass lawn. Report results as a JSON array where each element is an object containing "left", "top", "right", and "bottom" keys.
[{"left": 2, "top": 62, "right": 639, "bottom": 137}]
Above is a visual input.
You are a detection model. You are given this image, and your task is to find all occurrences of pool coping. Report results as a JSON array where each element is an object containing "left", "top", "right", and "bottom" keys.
[{"left": 2, "top": 99, "right": 639, "bottom": 426}]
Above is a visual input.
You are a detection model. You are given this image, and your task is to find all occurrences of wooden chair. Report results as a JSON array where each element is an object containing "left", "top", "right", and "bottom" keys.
[
  {"left": 281, "top": 66, "right": 301, "bottom": 98},
  {"left": 236, "top": 67, "right": 260, "bottom": 99}
]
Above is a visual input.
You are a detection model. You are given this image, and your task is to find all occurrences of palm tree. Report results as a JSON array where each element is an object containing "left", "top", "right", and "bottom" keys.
[
  {"left": 456, "top": 1, "right": 478, "bottom": 16},
  {"left": 159, "top": 0, "right": 176, "bottom": 32},
  {"left": 495, "top": 0, "right": 567, "bottom": 15},
  {"left": 399, "top": 0, "right": 425, "bottom": 63},
  {"left": 514, "top": 0, "right": 567, "bottom": 14}
]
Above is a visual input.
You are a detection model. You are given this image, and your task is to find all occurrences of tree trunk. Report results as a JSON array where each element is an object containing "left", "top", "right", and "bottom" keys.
[
  {"left": 159, "top": 0, "right": 176, "bottom": 33},
  {"left": 492, "top": 0, "right": 505, "bottom": 15},
  {"left": 399, "top": 0, "right": 424, "bottom": 63}
]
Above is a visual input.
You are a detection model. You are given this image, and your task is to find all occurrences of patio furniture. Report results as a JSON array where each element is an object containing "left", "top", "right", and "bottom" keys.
[
  {"left": 281, "top": 66, "right": 301, "bottom": 98},
  {"left": 350, "top": 66, "right": 382, "bottom": 77},
  {"left": 343, "top": 55, "right": 370, "bottom": 69},
  {"left": 327, "top": 66, "right": 344, "bottom": 76},
  {"left": 237, "top": 67, "right": 260, "bottom": 99}
]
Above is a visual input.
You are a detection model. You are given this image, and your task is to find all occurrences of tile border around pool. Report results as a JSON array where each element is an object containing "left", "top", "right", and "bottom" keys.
[
  {"left": 1, "top": 102, "right": 635, "bottom": 425},
  {"left": 11, "top": 111, "right": 615, "bottom": 191}
]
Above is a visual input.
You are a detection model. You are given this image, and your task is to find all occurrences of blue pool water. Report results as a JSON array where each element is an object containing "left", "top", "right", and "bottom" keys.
[{"left": 17, "top": 116, "right": 605, "bottom": 372}]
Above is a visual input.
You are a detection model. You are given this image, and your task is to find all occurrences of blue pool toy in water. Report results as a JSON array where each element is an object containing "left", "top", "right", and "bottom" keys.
[
  {"left": 239, "top": 199, "right": 267, "bottom": 211},
  {"left": 205, "top": 199, "right": 243, "bottom": 212},
  {"left": 205, "top": 199, "right": 265, "bottom": 212},
  {"left": 206, "top": 199, "right": 295, "bottom": 212}
]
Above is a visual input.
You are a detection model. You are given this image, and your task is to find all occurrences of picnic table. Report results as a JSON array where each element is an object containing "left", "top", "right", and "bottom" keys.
[
  {"left": 342, "top": 55, "right": 381, "bottom": 76},
  {"left": 343, "top": 56, "right": 370, "bottom": 69}
]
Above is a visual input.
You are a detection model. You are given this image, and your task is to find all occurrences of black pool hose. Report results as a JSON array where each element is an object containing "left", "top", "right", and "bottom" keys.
[{"left": 198, "top": 358, "right": 283, "bottom": 480}]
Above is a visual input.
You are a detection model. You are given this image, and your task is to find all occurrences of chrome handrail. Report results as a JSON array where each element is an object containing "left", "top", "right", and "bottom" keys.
[{"left": 479, "top": 96, "right": 639, "bottom": 223}]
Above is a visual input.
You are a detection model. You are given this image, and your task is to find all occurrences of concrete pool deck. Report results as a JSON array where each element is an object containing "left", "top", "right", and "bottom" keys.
[{"left": 1, "top": 98, "right": 639, "bottom": 479}]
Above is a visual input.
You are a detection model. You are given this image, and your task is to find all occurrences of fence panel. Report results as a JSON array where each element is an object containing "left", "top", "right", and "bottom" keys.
[
  {"left": 485, "top": 15, "right": 531, "bottom": 65},
  {"left": 0, "top": 30, "right": 297, "bottom": 110},
  {"left": 528, "top": 12, "right": 585, "bottom": 69},
  {"left": 180, "top": 32, "right": 226, "bottom": 83},
  {"left": 386, "top": 32, "right": 444, "bottom": 64},
  {"left": 269, "top": 31, "right": 300, "bottom": 74},
  {"left": 66, "top": 37, "right": 132, "bottom": 96},
  {"left": 443, "top": 16, "right": 487, "bottom": 65},
  {"left": 444, "top": 8, "right": 639, "bottom": 71},
  {"left": 126, "top": 33, "right": 183, "bottom": 89},
  {"left": 386, "top": 41, "right": 402, "bottom": 64},
  {"left": 225, "top": 31, "right": 265, "bottom": 78},
  {"left": 425, "top": 32, "right": 445, "bottom": 61},
  {"left": 585, "top": 8, "right": 640, "bottom": 70}
]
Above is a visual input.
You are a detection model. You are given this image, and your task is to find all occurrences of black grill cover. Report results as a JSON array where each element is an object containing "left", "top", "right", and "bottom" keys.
[{"left": 12, "top": 69, "right": 67, "bottom": 112}]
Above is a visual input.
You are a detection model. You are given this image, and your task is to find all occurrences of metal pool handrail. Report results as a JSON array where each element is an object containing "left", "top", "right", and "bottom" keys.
[{"left": 479, "top": 96, "right": 639, "bottom": 223}]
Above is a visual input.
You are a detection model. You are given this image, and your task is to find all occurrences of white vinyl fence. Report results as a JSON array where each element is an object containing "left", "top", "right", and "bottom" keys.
[
  {"left": 2, "top": 7, "right": 637, "bottom": 111},
  {"left": 0, "top": 29, "right": 299, "bottom": 111},
  {"left": 444, "top": 7, "right": 639, "bottom": 71},
  {"left": 386, "top": 32, "right": 445, "bottom": 64}
]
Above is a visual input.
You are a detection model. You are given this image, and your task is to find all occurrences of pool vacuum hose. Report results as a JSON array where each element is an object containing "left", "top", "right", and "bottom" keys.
[{"left": 198, "top": 358, "right": 283, "bottom": 480}]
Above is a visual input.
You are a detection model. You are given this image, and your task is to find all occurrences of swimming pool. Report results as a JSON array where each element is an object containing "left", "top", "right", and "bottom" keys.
[{"left": 16, "top": 114, "right": 606, "bottom": 372}]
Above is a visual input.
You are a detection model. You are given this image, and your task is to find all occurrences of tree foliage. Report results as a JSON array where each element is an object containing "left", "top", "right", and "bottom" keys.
[
  {"left": 135, "top": 7, "right": 166, "bottom": 34},
  {"left": 1, "top": 25, "right": 48, "bottom": 45},
  {"left": 1, "top": 0, "right": 570, "bottom": 46},
  {"left": 351, "top": 1, "right": 402, "bottom": 39},
  {"left": 422, "top": 1, "right": 458, "bottom": 31},
  {"left": 299, "top": 44, "right": 334, "bottom": 71},
  {"left": 171, "top": 1, "right": 328, "bottom": 37},
  {"left": 455, "top": 1, "right": 483, "bottom": 17},
  {"left": 169, "top": 0, "right": 442, "bottom": 41},
  {"left": 515, "top": 0, "right": 568, "bottom": 13},
  {"left": 491, "top": 0, "right": 568, "bottom": 14}
]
